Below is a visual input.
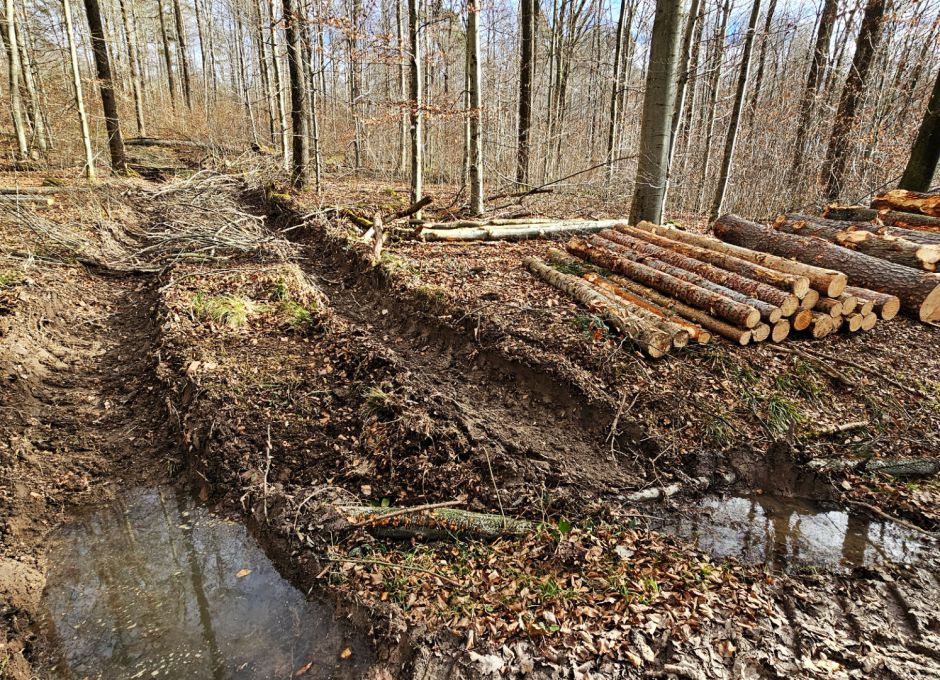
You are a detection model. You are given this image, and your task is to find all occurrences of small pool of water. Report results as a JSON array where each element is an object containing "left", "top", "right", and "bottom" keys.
[
  {"left": 655, "top": 495, "right": 935, "bottom": 571},
  {"left": 40, "top": 487, "right": 374, "bottom": 679}
]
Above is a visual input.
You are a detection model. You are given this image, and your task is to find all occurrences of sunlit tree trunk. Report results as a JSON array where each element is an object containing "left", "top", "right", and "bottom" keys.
[
  {"left": 516, "top": 0, "right": 534, "bottom": 185},
  {"left": 157, "top": 0, "right": 178, "bottom": 108},
  {"left": 466, "top": 0, "right": 483, "bottom": 215},
  {"left": 171, "top": 0, "right": 192, "bottom": 108},
  {"left": 118, "top": 0, "right": 146, "bottom": 135},
  {"left": 83, "top": 0, "right": 127, "bottom": 172},
  {"left": 283, "top": 0, "right": 309, "bottom": 187},
  {"left": 408, "top": 0, "right": 423, "bottom": 213},
  {"left": 900, "top": 67, "right": 940, "bottom": 191},
  {"left": 63, "top": 0, "right": 95, "bottom": 179},
  {"left": 2, "top": 0, "right": 28, "bottom": 160},
  {"left": 604, "top": 0, "right": 628, "bottom": 187}
]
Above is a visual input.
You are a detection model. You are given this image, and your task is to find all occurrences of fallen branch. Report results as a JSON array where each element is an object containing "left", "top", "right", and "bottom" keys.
[
  {"left": 340, "top": 505, "right": 533, "bottom": 540},
  {"left": 421, "top": 219, "right": 628, "bottom": 242}
]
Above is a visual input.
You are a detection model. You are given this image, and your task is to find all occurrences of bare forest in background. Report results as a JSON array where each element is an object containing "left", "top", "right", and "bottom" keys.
[{"left": 2, "top": 0, "right": 939, "bottom": 220}]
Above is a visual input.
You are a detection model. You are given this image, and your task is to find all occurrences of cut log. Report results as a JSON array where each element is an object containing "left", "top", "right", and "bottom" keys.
[
  {"left": 714, "top": 214, "right": 940, "bottom": 321},
  {"left": 831, "top": 315, "right": 844, "bottom": 333},
  {"left": 845, "top": 313, "right": 863, "bottom": 332},
  {"left": 582, "top": 272, "right": 705, "bottom": 345},
  {"left": 854, "top": 297, "right": 875, "bottom": 316},
  {"left": 422, "top": 219, "right": 628, "bottom": 241},
  {"left": 774, "top": 214, "right": 940, "bottom": 272},
  {"left": 771, "top": 320, "right": 790, "bottom": 343},
  {"left": 597, "top": 230, "right": 794, "bottom": 319},
  {"left": 342, "top": 505, "right": 533, "bottom": 540},
  {"left": 792, "top": 309, "right": 813, "bottom": 331},
  {"left": 567, "top": 238, "right": 762, "bottom": 328},
  {"left": 865, "top": 458, "right": 940, "bottom": 479},
  {"left": 814, "top": 297, "right": 843, "bottom": 318},
  {"left": 751, "top": 323, "right": 770, "bottom": 342},
  {"left": 524, "top": 256, "right": 672, "bottom": 357},
  {"left": 843, "top": 285, "right": 899, "bottom": 320},
  {"left": 604, "top": 272, "right": 751, "bottom": 345},
  {"left": 0, "top": 195, "right": 54, "bottom": 206},
  {"left": 824, "top": 204, "right": 940, "bottom": 232},
  {"left": 626, "top": 222, "right": 811, "bottom": 297},
  {"left": 591, "top": 234, "right": 779, "bottom": 324},
  {"left": 860, "top": 313, "right": 877, "bottom": 331},
  {"left": 871, "top": 189, "right": 940, "bottom": 218},
  {"left": 799, "top": 289, "right": 820, "bottom": 310},
  {"left": 837, "top": 293, "right": 858, "bottom": 315},
  {"left": 805, "top": 312, "right": 834, "bottom": 338},
  {"left": 818, "top": 207, "right": 940, "bottom": 244},
  {"left": 631, "top": 220, "right": 846, "bottom": 296}
]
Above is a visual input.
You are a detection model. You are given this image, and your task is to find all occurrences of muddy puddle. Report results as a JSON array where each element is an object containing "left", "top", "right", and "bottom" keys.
[
  {"left": 39, "top": 487, "right": 373, "bottom": 679},
  {"left": 655, "top": 495, "right": 936, "bottom": 571}
]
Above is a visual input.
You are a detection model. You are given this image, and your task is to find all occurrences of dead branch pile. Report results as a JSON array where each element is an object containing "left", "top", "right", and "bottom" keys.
[
  {"left": 523, "top": 218, "right": 902, "bottom": 357},
  {"left": 121, "top": 172, "right": 295, "bottom": 267}
]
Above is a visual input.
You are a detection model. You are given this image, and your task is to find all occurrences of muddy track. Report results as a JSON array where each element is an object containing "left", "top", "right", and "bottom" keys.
[{"left": 290, "top": 226, "right": 651, "bottom": 508}]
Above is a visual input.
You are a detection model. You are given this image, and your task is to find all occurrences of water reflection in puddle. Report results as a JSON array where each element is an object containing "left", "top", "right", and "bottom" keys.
[
  {"left": 41, "top": 487, "right": 373, "bottom": 679},
  {"left": 657, "top": 495, "right": 934, "bottom": 571}
]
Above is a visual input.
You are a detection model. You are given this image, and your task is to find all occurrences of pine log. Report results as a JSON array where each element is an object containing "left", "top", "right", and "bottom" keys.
[
  {"left": 845, "top": 313, "right": 863, "bottom": 332},
  {"left": 601, "top": 229, "right": 799, "bottom": 315},
  {"left": 586, "top": 235, "right": 774, "bottom": 324},
  {"left": 422, "top": 219, "right": 627, "bottom": 241},
  {"left": 843, "top": 285, "right": 899, "bottom": 320},
  {"left": 751, "top": 323, "right": 770, "bottom": 342},
  {"left": 568, "top": 238, "right": 762, "bottom": 328},
  {"left": 861, "top": 313, "right": 877, "bottom": 331},
  {"left": 804, "top": 312, "right": 834, "bottom": 338},
  {"left": 524, "top": 256, "right": 672, "bottom": 357},
  {"left": 774, "top": 214, "right": 940, "bottom": 272},
  {"left": 625, "top": 222, "right": 811, "bottom": 297},
  {"left": 831, "top": 315, "right": 844, "bottom": 333},
  {"left": 604, "top": 273, "right": 751, "bottom": 345},
  {"left": 815, "top": 297, "right": 844, "bottom": 318},
  {"left": 792, "top": 309, "right": 813, "bottom": 331},
  {"left": 342, "top": 506, "right": 533, "bottom": 540},
  {"left": 871, "top": 189, "right": 940, "bottom": 218},
  {"left": 854, "top": 297, "right": 875, "bottom": 316},
  {"left": 630, "top": 220, "right": 846, "bottom": 296},
  {"left": 816, "top": 207, "right": 940, "bottom": 244},
  {"left": 713, "top": 214, "right": 940, "bottom": 321},
  {"left": 582, "top": 272, "right": 706, "bottom": 345},
  {"left": 799, "top": 289, "right": 820, "bottom": 310},
  {"left": 837, "top": 293, "right": 858, "bottom": 315},
  {"left": 824, "top": 205, "right": 940, "bottom": 232},
  {"left": 771, "top": 320, "right": 790, "bottom": 343}
]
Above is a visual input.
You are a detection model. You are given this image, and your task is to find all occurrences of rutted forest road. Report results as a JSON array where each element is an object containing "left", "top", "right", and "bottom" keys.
[{"left": 2, "top": 171, "right": 940, "bottom": 678}]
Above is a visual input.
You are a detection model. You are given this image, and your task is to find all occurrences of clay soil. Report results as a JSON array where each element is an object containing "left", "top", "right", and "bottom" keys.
[{"left": 2, "top": 160, "right": 940, "bottom": 679}]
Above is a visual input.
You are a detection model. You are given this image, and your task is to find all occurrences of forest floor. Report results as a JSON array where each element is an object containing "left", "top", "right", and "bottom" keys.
[{"left": 2, "top": 153, "right": 940, "bottom": 678}]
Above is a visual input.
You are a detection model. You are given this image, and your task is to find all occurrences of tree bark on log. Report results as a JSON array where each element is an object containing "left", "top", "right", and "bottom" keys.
[
  {"left": 582, "top": 272, "right": 703, "bottom": 345},
  {"left": 628, "top": 221, "right": 810, "bottom": 296},
  {"left": 591, "top": 233, "right": 781, "bottom": 322},
  {"left": 775, "top": 213, "right": 940, "bottom": 272},
  {"left": 843, "top": 285, "right": 898, "bottom": 320},
  {"left": 524, "top": 256, "right": 672, "bottom": 357},
  {"left": 871, "top": 189, "right": 940, "bottom": 218},
  {"left": 630, "top": 220, "right": 845, "bottom": 296},
  {"left": 422, "top": 219, "right": 627, "bottom": 242},
  {"left": 818, "top": 207, "right": 940, "bottom": 244},
  {"left": 567, "top": 238, "right": 761, "bottom": 328},
  {"left": 824, "top": 205, "right": 940, "bottom": 232},
  {"left": 599, "top": 229, "right": 795, "bottom": 317},
  {"left": 342, "top": 506, "right": 532, "bottom": 540},
  {"left": 714, "top": 214, "right": 940, "bottom": 321}
]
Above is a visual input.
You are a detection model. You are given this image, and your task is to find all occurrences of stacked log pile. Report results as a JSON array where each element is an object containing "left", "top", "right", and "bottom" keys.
[{"left": 524, "top": 220, "right": 899, "bottom": 357}]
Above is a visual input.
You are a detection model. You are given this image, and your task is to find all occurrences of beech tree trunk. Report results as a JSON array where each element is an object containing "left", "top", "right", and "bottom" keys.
[
  {"left": 629, "top": 0, "right": 683, "bottom": 225},
  {"left": 3, "top": 0, "right": 28, "bottom": 160},
  {"left": 569, "top": 237, "right": 762, "bottom": 328},
  {"left": 899, "top": 66, "right": 940, "bottom": 192},
  {"left": 171, "top": 0, "right": 192, "bottom": 108},
  {"left": 408, "top": 0, "right": 423, "bottom": 213},
  {"left": 62, "top": 0, "right": 95, "bottom": 180},
  {"left": 628, "top": 221, "right": 810, "bottom": 296},
  {"left": 630, "top": 220, "right": 847, "bottom": 296},
  {"left": 516, "top": 0, "right": 534, "bottom": 185},
  {"left": 775, "top": 214, "right": 940, "bottom": 272},
  {"left": 466, "top": 0, "right": 483, "bottom": 215},
  {"left": 83, "top": 0, "right": 127, "bottom": 173},
  {"left": 822, "top": 0, "right": 885, "bottom": 201},
  {"left": 117, "top": 0, "right": 146, "bottom": 135},
  {"left": 604, "top": 0, "right": 629, "bottom": 187},
  {"left": 157, "top": 0, "right": 178, "bottom": 107},
  {"left": 524, "top": 256, "right": 673, "bottom": 357},
  {"left": 283, "top": 0, "right": 309, "bottom": 188},
  {"left": 713, "top": 214, "right": 940, "bottom": 321},
  {"left": 871, "top": 189, "right": 940, "bottom": 218}
]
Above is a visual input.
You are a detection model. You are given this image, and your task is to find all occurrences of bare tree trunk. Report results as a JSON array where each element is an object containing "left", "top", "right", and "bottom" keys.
[
  {"left": 788, "top": 0, "right": 836, "bottom": 191},
  {"left": 408, "top": 0, "right": 423, "bottom": 213},
  {"left": 516, "top": 0, "right": 534, "bottom": 185},
  {"left": 694, "top": 0, "right": 731, "bottom": 212},
  {"left": 604, "top": 0, "right": 628, "bottom": 187},
  {"left": 396, "top": 0, "right": 407, "bottom": 174},
  {"left": 302, "top": 0, "right": 322, "bottom": 191},
  {"left": 707, "top": 0, "right": 761, "bottom": 223},
  {"left": 157, "top": 0, "right": 178, "bottom": 108},
  {"left": 467, "top": 0, "right": 483, "bottom": 215},
  {"left": 63, "top": 0, "right": 95, "bottom": 179},
  {"left": 283, "top": 0, "right": 309, "bottom": 187},
  {"left": 2, "top": 0, "right": 28, "bottom": 160},
  {"left": 118, "top": 0, "right": 146, "bottom": 134},
  {"left": 268, "top": 0, "right": 290, "bottom": 167},
  {"left": 899, "top": 67, "right": 940, "bottom": 192},
  {"left": 661, "top": 0, "right": 699, "bottom": 206},
  {"left": 83, "top": 0, "right": 127, "bottom": 172},
  {"left": 254, "top": 0, "right": 277, "bottom": 144},
  {"left": 629, "top": 0, "right": 684, "bottom": 225},
  {"left": 746, "top": 0, "right": 776, "bottom": 116},
  {"left": 347, "top": 0, "right": 362, "bottom": 168},
  {"left": 192, "top": 0, "right": 209, "bottom": 112},
  {"left": 822, "top": 0, "right": 886, "bottom": 201},
  {"left": 14, "top": 8, "right": 46, "bottom": 156},
  {"left": 171, "top": 0, "right": 192, "bottom": 108}
]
